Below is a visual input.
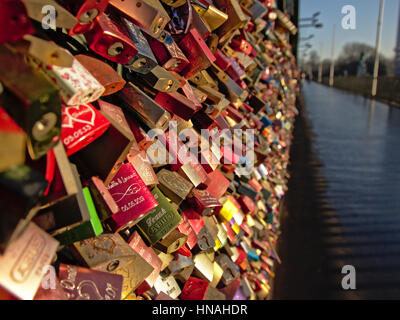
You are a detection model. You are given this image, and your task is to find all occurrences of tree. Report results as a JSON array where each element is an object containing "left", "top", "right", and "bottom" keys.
[{"left": 335, "top": 42, "right": 391, "bottom": 76}]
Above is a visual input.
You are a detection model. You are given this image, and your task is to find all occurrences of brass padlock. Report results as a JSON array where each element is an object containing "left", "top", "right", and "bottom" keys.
[{"left": 72, "top": 233, "right": 154, "bottom": 299}]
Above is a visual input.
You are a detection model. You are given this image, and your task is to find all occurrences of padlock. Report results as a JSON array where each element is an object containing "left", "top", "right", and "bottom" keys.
[
  {"left": 153, "top": 229, "right": 188, "bottom": 254},
  {"left": 9, "top": 35, "right": 74, "bottom": 68},
  {"left": 75, "top": 55, "right": 126, "bottom": 96},
  {"left": 202, "top": 216, "right": 219, "bottom": 245},
  {"left": 193, "top": 252, "right": 214, "bottom": 282},
  {"left": 180, "top": 276, "right": 209, "bottom": 300},
  {"left": 211, "top": 261, "right": 224, "bottom": 288},
  {"left": 192, "top": 1, "right": 228, "bottom": 31},
  {"left": 199, "top": 149, "right": 220, "bottom": 173},
  {"left": 214, "top": 50, "right": 232, "bottom": 71},
  {"left": 58, "top": 264, "right": 124, "bottom": 300},
  {"left": 145, "top": 33, "right": 189, "bottom": 73},
  {"left": 55, "top": 0, "right": 110, "bottom": 35},
  {"left": 237, "top": 182, "right": 258, "bottom": 198},
  {"left": 104, "top": 162, "right": 158, "bottom": 232},
  {"left": 97, "top": 100, "right": 135, "bottom": 139},
  {"left": 190, "top": 70, "right": 218, "bottom": 88},
  {"left": 121, "top": 18, "right": 158, "bottom": 74},
  {"left": 154, "top": 291, "right": 175, "bottom": 300},
  {"left": 127, "top": 150, "right": 159, "bottom": 187},
  {"left": 168, "top": 254, "right": 194, "bottom": 279},
  {"left": 241, "top": 277, "right": 256, "bottom": 300},
  {"left": 191, "top": 110, "right": 217, "bottom": 131},
  {"left": 215, "top": 254, "right": 240, "bottom": 286},
  {"left": 0, "top": 0, "right": 34, "bottom": 45},
  {"left": 0, "top": 46, "right": 61, "bottom": 160},
  {"left": 117, "top": 83, "right": 171, "bottom": 130},
  {"left": 160, "top": 0, "right": 186, "bottom": 7},
  {"left": 179, "top": 79, "right": 203, "bottom": 110},
  {"left": 138, "top": 66, "right": 181, "bottom": 93},
  {"left": 182, "top": 209, "right": 204, "bottom": 235},
  {"left": 135, "top": 187, "right": 182, "bottom": 246},
  {"left": 0, "top": 106, "right": 26, "bottom": 173},
  {"left": 196, "top": 224, "right": 216, "bottom": 252},
  {"left": 128, "top": 231, "right": 162, "bottom": 295},
  {"left": 189, "top": 6, "right": 212, "bottom": 39},
  {"left": 34, "top": 144, "right": 103, "bottom": 246},
  {"left": 87, "top": 176, "right": 119, "bottom": 221},
  {"left": 157, "top": 169, "right": 193, "bottom": 205},
  {"left": 108, "top": 0, "right": 170, "bottom": 38},
  {"left": 27, "top": 52, "right": 105, "bottom": 107},
  {"left": 178, "top": 28, "right": 216, "bottom": 79},
  {"left": 214, "top": 0, "right": 249, "bottom": 42},
  {"left": 158, "top": 126, "right": 199, "bottom": 171},
  {"left": 0, "top": 222, "right": 59, "bottom": 300},
  {"left": 72, "top": 233, "right": 154, "bottom": 299},
  {"left": 34, "top": 276, "right": 69, "bottom": 300},
  {"left": 61, "top": 104, "right": 111, "bottom": 156},
  {"left": 176, "top": 213, "right": 198, "bottom": 250},
  {"left": 153, "top": 274, "right": 181, "bottom": 299},
  {"left": 154, "top": 91, "right": 200, "bottom": 121},
  {"left": 205, "top": 285, "right": 226, "bottom": 300},
  {"left": 84, "top": 13, "right": 139, "bottom": 65},
  {"left": 0, "top": 164, "right": 48, "bottom": 254},
  {"left": 188, "top": 189, "right": 222, "bottom": 216},
  {"left": 69, "top": 110, "right": 133, "bottom": 186},
  {"left": 204, "top": 170, "right": 230, "bottom": 200},
  {"left": 177, "top": 162, "right": 208, "bottom": 189},
  {"left": 198, "top": 86, "right": 230, "bottom": 116}
]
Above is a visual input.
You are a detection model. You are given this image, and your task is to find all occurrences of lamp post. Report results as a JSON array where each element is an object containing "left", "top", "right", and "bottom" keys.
[
  {"left": 318, "top": 42, "right": 323, "bottom": 83},
  {"left": 372, "top": 0, "right": 385, "bottom": 97},
  {"left": 329, "top": 24, "right": 336, "bottom": 87}
]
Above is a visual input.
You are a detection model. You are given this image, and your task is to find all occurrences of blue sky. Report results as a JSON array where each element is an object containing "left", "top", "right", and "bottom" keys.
[{"left": 299, "top": 0, "right": 400, "bottom": 60}]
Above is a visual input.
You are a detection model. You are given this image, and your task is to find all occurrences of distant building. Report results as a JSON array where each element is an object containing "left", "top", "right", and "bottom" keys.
[{"left": 395, "top": 3, "right": 400, "bottom": 77}]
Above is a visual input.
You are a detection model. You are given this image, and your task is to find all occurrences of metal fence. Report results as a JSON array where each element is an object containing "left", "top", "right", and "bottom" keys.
[{"left": 321, "top": 77, "right": 400, "bottom": 105}]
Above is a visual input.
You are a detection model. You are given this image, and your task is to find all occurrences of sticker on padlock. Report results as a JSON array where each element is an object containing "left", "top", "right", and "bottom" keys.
[{"left": 27, "top": 52, "right": 105, "bottom": 106}]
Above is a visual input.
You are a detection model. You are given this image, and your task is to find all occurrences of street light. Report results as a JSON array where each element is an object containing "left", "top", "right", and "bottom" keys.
[
  {"left": 299, "top": 11, "right": 321, "bottom": 22},
  {"left": 299, "top": 23, "right": 323, "bottom": 29},
  {"left": 300, "top": 34, "right": 314, "bottom": 41}
]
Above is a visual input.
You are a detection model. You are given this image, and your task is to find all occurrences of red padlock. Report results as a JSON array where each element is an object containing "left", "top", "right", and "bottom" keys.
[
  {"left": 84, "top": 13, "right": 138, "bottom": 65},
  {"left": 61, "top": 104, "right": 111, "bottom": 156},
  {"left": 0, "top": 0, "right": 34, "bottom": 45}
]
